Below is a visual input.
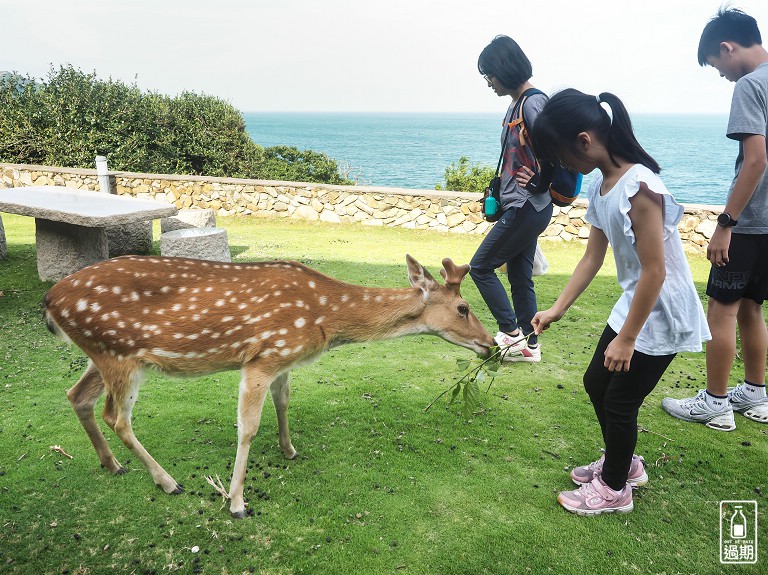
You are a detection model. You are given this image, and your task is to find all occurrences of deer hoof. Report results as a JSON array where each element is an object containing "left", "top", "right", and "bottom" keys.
[
  {"left": 231, "top": 509, "right": 247, "bottom": 520},
  {"left": 284, "top": 450, "right": 299, "bottom": 460},
  {"left": 115, "top": 466, "right": 129, "bottom": 475},
  {"left": 170, "top": 484, "right": 184, "bottom": 495}
]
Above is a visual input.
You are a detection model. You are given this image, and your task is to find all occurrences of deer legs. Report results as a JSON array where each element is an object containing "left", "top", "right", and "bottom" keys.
[
  {"left": 229, "top": 363, "right": 274, "bottom": 518},
  {"left": 67, "top": 361, "right": 125, "bottom": 475},
  {"left": 270, "top": 371, "right": 298, "bottom": 460}
]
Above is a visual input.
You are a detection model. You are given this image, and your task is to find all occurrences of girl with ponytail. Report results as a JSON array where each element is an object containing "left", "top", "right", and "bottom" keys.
[{"left": 530, "top": 89, "right": 710, "bottom": 516}]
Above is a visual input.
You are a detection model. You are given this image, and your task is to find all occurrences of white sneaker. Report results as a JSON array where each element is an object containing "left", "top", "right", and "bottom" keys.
[
  {"left": 661, "top": 389, "right": 736, "bottom": 432},
  {"left": 728, "top": 384, "right": 768, "bottom": 423},
  {"left": 494, "top": 331, "right": 527, "bottom": 353}
]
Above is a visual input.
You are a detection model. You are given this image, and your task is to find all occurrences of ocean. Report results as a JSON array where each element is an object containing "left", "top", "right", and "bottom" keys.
[{"left": 244, "top": 112, "right": 738, "bottom": 206}]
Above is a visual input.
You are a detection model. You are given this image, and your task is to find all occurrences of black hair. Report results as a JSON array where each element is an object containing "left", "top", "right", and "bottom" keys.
[
  {"left": 531, "top": 88, "right": 660, "bottom": 174},
  {"left": 698, "top": 7, "right": 762, "bottom": 66},
  {"left": 477, "top": 35, "right": 532, "bottom": 90}
]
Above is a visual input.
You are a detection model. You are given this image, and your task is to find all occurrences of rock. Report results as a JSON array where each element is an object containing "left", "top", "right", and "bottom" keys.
[
  {"left": 161, "top": 209, "right": 216, "bottom": 234},
  {"left": 160, "top": 227, "right": 231, "bottom": 262}
]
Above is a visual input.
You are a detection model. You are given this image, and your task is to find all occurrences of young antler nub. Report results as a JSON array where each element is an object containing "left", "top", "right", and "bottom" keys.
[
  {"left": 44, "top": 254, "right": 493, "bottom": 518},
  {"left": 439, "top": 257, "right": 470, "bottom": 294}
]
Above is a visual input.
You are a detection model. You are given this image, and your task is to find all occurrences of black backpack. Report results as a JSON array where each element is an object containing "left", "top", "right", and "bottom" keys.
[{"left": 516, "top": 89, "right": 582, "bottom": 207}]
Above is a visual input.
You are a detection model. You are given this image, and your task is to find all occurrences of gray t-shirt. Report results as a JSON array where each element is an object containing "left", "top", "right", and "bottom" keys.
[
  {"left": 726, "top": 61, "right": 768, "bottom": 233},
  {"left": 499, "top": 92, "right": 551, "bottom": 212}
]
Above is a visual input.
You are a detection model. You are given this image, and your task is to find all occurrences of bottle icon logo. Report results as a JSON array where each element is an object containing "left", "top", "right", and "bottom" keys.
[
  {"left": 730, "top": 505, "right": 747, "bottom": 539},
  {"left": 720, "top": 501, "right": 758, "bottom": 564}
]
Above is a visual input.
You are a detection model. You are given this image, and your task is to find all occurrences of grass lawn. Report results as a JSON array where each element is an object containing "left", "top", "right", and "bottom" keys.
[{"left": 0, "top": 213, "right": 765, "bottom": 575}]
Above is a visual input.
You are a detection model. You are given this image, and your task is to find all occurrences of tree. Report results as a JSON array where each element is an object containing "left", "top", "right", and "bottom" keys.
[
  {"left": 435, "top": 156, "right": 495, "bottom": 194},
  {"left": 0, "top": 66, "right": 352, "bottom": 185}
]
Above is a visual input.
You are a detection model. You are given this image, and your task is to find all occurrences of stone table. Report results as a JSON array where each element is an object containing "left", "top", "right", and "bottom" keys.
[{"left": 0, "top": 186, "right": 177, "bottom": 281}]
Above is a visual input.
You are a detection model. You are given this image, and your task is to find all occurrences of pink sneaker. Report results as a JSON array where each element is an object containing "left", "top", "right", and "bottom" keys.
[
  {"left": 558, "top": 475, "right": 634, "bottom": 516},
  {"left": 570, "top": 452, "right": 648, "bottom": 487}
]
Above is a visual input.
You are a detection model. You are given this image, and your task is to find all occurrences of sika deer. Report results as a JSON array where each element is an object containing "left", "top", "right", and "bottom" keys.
[{"left": 43, "top": 254, "right": 493, "bottom": 518}]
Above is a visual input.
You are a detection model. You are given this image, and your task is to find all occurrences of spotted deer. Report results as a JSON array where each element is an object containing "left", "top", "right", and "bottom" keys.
[{"left": 43, "top": 254, "right": 493, "bottom": 518}]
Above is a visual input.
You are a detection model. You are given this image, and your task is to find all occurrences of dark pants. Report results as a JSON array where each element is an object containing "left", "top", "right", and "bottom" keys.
[
  {"left": 469, "top": 200, "right": 552, "bottom": 345},
  {"left": 584, "top": 325, "right": 676, "bottom": 491}
]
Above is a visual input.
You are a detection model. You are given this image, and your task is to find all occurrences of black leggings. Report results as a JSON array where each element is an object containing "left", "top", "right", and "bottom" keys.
[{"left": 583, "top": 325, "right": 676, "bottom": 491}]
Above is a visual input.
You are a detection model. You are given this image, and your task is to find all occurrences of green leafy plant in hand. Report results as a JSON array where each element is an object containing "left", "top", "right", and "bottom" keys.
[{"left": 424, "top": 333, "right": 536, "bottom": 418}]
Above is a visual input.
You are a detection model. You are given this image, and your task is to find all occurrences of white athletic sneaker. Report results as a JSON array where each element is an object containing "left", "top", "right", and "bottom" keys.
[
  {"left": 494, "top": 331, "right": 541, "bottom": 363},
  {"left": 661, "top": 389, "right": 736, "bottom": 432},
  {"left": 728, "top": 384, "right": 768, "bottom": 424}
]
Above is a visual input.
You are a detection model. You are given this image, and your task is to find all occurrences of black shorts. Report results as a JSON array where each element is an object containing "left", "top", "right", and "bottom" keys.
[{"left": 706, "top": 232, "right": 768, "bottom": 304}]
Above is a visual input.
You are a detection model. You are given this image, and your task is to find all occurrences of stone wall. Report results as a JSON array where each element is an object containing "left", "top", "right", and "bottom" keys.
[{"left": 1, "top": 163, "right": 722, "bottom": 253}]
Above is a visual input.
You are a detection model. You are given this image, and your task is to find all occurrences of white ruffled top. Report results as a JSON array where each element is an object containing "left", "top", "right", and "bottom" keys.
[{"left": 585, "top": 164, "right": 711, "bottom": 355}]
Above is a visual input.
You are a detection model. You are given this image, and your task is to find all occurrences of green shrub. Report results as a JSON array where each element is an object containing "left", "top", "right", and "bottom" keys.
[
  {"left": 0, "top": 66, "right": 352, "bottom": 185},
  {"left": 435, "top": 156, "right": 495, "bottom": 194}
]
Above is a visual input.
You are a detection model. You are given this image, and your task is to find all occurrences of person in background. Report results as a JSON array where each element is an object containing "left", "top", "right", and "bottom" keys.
[
  {"left": 470, "top": 35, "right": 552, "bottom": 363},
  {"left": 662, "top": 7, "right": 768, "bottom": 430},
  {"left": 530, "top": 89, "right": 710, "bottom": 515}
]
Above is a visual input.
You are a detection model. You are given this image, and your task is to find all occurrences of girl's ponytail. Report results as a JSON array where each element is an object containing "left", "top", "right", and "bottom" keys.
[
  {"left": 597, "top": 92, "right": 660, "bottom": 174},
  {"left": 532, "top": 89, "right": 660, "bottom": 174}
]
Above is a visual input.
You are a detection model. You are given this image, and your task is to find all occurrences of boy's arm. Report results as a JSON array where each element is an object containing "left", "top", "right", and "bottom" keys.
[{"left": 709, "top": 134, "right": 768, "bottom": 266}]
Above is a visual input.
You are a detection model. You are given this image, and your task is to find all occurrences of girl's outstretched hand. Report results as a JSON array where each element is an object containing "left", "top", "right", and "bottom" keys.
[
  {"left": 531, "top": 308, "right": 561, "bottom": 335},
  {"left": 603, "top": 335, "right": 635, "bottom": 372}
]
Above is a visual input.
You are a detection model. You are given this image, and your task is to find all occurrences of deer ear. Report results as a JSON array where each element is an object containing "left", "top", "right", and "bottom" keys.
[{"left": 406, "top": 254, "right": 439, "bottom": 299}]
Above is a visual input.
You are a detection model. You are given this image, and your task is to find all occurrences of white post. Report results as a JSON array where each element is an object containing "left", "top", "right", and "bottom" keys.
[{"left": 95, "top": 155, "right": 112, "bottom": 194}]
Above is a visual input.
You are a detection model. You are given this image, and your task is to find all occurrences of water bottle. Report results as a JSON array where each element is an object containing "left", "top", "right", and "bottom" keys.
[{"left": 484, "top": 195, "right": 499, "bottom": 218}]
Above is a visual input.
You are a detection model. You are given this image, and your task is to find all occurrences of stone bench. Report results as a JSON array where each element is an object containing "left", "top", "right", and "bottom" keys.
[
  {"left": 160, "top": 227, "right": 231, "bottom": 262},
  {"left": 161, "top": 208, "right": 216, "bottom": 234},
  {"left": 0, "top": 186, "right": 177, "bottom": 281}
]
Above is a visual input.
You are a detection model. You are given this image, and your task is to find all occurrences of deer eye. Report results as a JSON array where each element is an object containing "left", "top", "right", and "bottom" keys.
[{"left": 457, "top": 304, "right": 469, "bottom": 317}]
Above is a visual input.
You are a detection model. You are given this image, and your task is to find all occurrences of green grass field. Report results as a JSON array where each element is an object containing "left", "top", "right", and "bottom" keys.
[{"left": 0, "top": 213, "right": 765, "bottom": 575}]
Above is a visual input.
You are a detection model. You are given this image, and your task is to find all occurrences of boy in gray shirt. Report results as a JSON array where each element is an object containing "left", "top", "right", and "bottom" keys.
[{"left": 663, "top": 8, "right": 768, "bottom": 430}]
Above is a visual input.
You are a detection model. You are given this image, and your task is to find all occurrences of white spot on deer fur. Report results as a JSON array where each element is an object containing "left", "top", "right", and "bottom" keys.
[
  {"left": 61, "top": 309, "right": 71, "bottom": 319},
  {"left": 308, "top": 281, "right": 316, "bottom": 289},
  {"left": 111, "top": 286, "right": 122, "bottom": 295},
  {"left": 341, "top": 294, "right": 349, "bottom": 302},
  {"left": 274, "top": 290, "right": 282, "bottom": 297},
  {"left": 275, "top": 340, "right": 286, "bottom": 348},
  {"left": 89, "top": 302, "right": 102, "bottom": 313},
  {"left": 315, "top": 316, "right": 325, "bottom": 324},
  {"left": 174, "top": 333, "right": 184, "bottom": 339},
  {"left": 83, "top": 329, "right": 92, "bottom": 337},
  {"left": 222, "top": 316, "right": 234, "bottom": 322},
  {"left": 187, "top": 334, "right": 199, "bottom": 340},
  {"left": 280, "top": 348, "right": 292, "bottom": 356},
  {"left": 172, "top": 304, "right": 183, "bottom": 312},
  {"left": 117, "top": 321, "right": 126, "bottom": 329},
  {"left": 161, "top": 286, "right": 172, "bottom": 294},
  {"left": 76, "top": 299, "right": 88, "bottom": 312},
  {"left": 205, "top": 287, "right": 214, "bottom": 292},
  {"left": 294, "top": 317, "right": 306, "bottom": 328},
  {"left": 130, "top": 292, "right": 140, "bottom": 301},
  {"left": 278, "top": 328, "right": 288, "bottom": 335},
  {"left": 260, "top": 330, "right": 275, "bottom": 340},
  {"left": 178, "top": 287, "right": 187, "bottom": 293},
  {"left": 94, "top": 285, "right": 107, "bottom": 294},
  {"left": 238, "top": 303, "right": 247, "bottom": 310},
  {"left": 375, "top": 296, "right": 383, "bottom": 303},
  {"left": 111, "top": 311, "right": 120, "bottom": 318},
  {"left": 279, "top": 303, "right": 292, "bottom": 309},
  {"left": 215, "top": 299, "right": 225, "bottom": 307},
  {"left": 319, "top": 296, "right": 328, "bottom": 305}
]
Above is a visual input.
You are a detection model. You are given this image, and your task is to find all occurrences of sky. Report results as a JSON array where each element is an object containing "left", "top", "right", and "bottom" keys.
[{"left": 4, "top": 0, "right": 768, "bottom": 114}]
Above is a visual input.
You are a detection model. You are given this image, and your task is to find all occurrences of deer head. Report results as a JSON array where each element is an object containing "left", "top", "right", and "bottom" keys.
[{"left": 43, "top": 254, "right": 494, "bottom": 518}]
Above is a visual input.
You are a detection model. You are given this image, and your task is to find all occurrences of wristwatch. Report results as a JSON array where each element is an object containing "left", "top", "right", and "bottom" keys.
[{"left": 717, "top": 212, "right": 738, "bottom": 227}]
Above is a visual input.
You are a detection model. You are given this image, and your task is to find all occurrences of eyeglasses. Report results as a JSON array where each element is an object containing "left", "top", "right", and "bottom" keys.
[{"left": 483, "top": 74, "right": 493, "bottom": 84}]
